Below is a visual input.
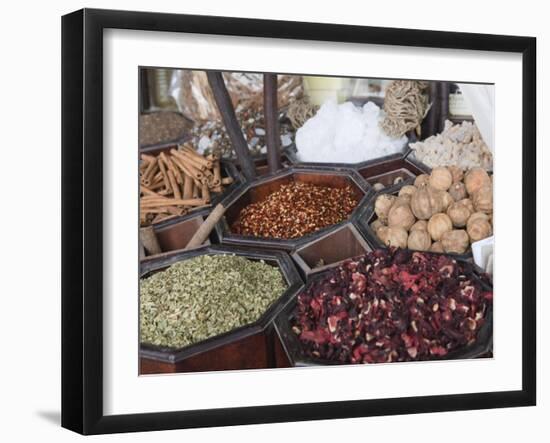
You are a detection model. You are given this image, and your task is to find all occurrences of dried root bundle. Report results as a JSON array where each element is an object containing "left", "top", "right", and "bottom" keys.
[
  {"left": 380, "top": 80, "right": 430, "bottom": 138},
  {"left": 287, "top": 97, "right": 319, "bottom": 129}
]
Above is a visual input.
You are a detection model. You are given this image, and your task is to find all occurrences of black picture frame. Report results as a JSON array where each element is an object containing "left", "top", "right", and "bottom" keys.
[{"left": 62, "top": 8, "right": 536, "bottom": 435}]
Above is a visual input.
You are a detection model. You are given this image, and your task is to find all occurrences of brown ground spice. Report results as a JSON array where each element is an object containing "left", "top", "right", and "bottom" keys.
[{"left": 139, "top": 112, "right": 190, "bottom": 147}]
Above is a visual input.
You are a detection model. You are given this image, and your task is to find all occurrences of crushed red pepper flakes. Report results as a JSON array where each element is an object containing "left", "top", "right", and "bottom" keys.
[
  {"left": 232, "top": 181, "right": 358, "bottom": 239},
  {"left": 291, "top": 248, "right": 493, "bottom": 364}
]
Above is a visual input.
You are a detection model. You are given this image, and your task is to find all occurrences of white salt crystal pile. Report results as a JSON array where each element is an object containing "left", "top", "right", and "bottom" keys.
[{"left": 295, "top": 101, "right": 408, "bottom": 163}]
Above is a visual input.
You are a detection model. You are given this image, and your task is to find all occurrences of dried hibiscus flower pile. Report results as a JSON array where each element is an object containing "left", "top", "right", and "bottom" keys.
[{"left": 291, "top": 248, "right": 492, "bottom": 364}]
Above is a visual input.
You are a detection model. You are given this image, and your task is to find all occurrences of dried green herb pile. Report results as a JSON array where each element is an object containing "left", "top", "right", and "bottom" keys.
[{"left": 140, "top": 254, "right": 287, "bottom": 348}]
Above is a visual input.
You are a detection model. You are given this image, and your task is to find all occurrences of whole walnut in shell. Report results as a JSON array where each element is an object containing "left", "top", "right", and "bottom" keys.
[
  {"left": 472, "top": 185, "right": 493, "bottom": 213},
  {"left": 468, "top": 211, "right": 489, "bottom": 224},
  {"left": 407, "top": 230, "right": 432, "bottom": 251},
  {"left": 414, "top": 174, "right": 430, "bottom": 188},
  {"left": 427, "top": 213, "right": 453, "bottom": 241},
  {"left": 393, "top": 194, "right": 412, "bottom": 207},
  {"left": 398, "top": 185, "right": 417, "bottom": 197},
  {"left": 429, "top": 167, "right": 453, "bottom": 191},
  {"left": 370, "top": 219, "right": 385, "bottom": 233},
  {"left": 430, "top": 241, "right": 445, "bottom": 253},
  {"left": 377, "top": 226, "right": 408, "bottom": 248},
  {"left": 447, "top": 202, "right": 472, "bottom": 227},
  {"left": 374, "top": 194, "right": 396, "bottom": 222},
  {"left": 467, "top": 213, "right": 492, "bottom": 242},
  {"left": 427, "top": 186, "right": 446, "bottom": 214},
  {"left": 449, "top": 182, "right": 467, "bottom": 201},
  {"left": 388, "top": 203, "right": 416, "bottom": 230},
  {"left": 441, "top": 229, "right": 470, "bottom": 254},
  {"left": 410, "top": 187, "right": 432, "bottom": 220},
  {"left": 411, "top": 186, "right": 444, "bottom": 220},
  {"left": 458, "top": 198, "right": 475, "bottom": 213},
  {"left": 447, "top": 166, "right": 464, "bottom": 183},
  {"left": 441, "top": 191, "right": 454, "bottom": 211},
  {"left": 377, "top": 226, "right": 390, "bottom": 243},
  {"left": 410, "top": 220, "right": 428, "bottom": 232},
  {"left": 464, "top": 167, "right": 491, "bottom": 195}
]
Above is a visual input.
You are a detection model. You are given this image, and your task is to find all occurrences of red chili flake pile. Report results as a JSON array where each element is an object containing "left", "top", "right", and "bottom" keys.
[
  {"left": 291, "top": 248, "right": 493, "bottom": 364},
  {"left": 231, "top": 181, "right": 359, "bottom": 239}
]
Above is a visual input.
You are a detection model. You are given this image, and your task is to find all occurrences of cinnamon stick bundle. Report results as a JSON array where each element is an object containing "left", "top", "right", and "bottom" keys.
[{"left": 139, "top": 146, "right": 232, "bottom": 226}]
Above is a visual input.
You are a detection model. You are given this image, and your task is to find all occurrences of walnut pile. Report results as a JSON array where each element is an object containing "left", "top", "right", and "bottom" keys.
[{"left": 370, "top": 166, "right": 493, "bottom": 254}]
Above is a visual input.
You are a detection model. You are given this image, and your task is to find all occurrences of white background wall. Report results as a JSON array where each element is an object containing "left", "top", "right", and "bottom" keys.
[{"left": 0, "top": 0, "right": 546, "bottom": 440}]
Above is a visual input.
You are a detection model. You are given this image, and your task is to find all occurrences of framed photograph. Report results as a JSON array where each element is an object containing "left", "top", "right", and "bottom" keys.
[{"left": 62, "top": 8, "right": 536, "bottom": 435}]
